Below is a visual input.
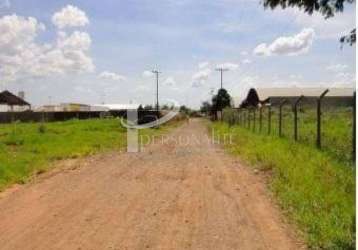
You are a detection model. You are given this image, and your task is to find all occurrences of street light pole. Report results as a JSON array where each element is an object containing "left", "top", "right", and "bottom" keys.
[{"left": 152, "top": 70, "right": 161, "bottom": 111}]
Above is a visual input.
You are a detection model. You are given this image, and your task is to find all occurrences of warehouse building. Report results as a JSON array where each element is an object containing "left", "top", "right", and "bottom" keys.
[{"left": 240, "top": 87, "right": 355, "bottom": 108}]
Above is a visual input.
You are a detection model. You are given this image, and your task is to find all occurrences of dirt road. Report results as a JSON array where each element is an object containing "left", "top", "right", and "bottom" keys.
[{"left": 0, "top": 119, "right": 302, "bottom": 250}]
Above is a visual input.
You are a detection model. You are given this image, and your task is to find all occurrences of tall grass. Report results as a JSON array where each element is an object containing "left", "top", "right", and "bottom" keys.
[{"left": 211, "top": 122, "right": 355, "bottom": 249}]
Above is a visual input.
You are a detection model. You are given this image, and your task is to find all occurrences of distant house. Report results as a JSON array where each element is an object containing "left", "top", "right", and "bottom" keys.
[
  {"left": 240, "top": 87, "right": 355, "bottom": 108},
  {"left": 0, "top": 90, "right": 31, "bottom": 112}
]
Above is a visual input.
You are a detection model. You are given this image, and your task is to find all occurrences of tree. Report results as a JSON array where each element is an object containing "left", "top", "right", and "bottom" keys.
[
  {"left": 340, "top": 28, "right": 356, "bottom": 46},
  {"left": 263, "top": 0, "right": 355, "bottom": 46},
  {"left": 161, "top": 104, "right": 170, "bottom": 110},
  {"left": 179, "top": 105, "right": 190, "bottom": 114},
  {"left": 143, "top": 105, "right": 153, "bottom": 110},
  {"left": 200, "top": 101, "right": 212, "bottom": 114},
  {"left": 212, "top": 88, "right": 232, "bottom": 111}
]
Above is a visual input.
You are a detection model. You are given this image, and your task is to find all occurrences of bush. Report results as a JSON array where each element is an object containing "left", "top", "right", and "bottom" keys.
[{"left": 38, "top": 124, "right": 46, "bottom": 134}]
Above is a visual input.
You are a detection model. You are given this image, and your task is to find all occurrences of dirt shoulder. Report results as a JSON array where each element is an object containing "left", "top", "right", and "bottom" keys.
[{"left": 0, "top": 118, "right": 303, "bottom": 250}]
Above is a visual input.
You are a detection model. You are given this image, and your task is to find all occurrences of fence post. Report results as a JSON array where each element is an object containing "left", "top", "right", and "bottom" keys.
[
  {"left": 243, "top": 110, "right": 246, "bottom": 127},
  {"left": 237, "top": 109, "right": 241, "bottom": 125},
  {"left": 259, "top": 106, "right": 263, "bottom": 132},
  {"left": 279, "top": 99, "right": 288, "bottom": 137},
  {"left": 253, "top": 109, "right": 256, "bottom": 132},
  {"left": 316, "top": 89, "right": 329, "bottom": 149},
  {"left": 268, "top": 104, "right": 271, "bottom": 134},
  {"left": 294, "top": 95, "right": 304, "bottom": 141},
  {"left": 248, "top": 109, "right": 251, "bottom": 129},
  {"left": 353, "top": 91, "right": 356, "bottom": 162},
  {"left": 245, "top": 109, "right": 248, "bottom": 127},
  {"left": 243, "top": 110, "right": 245, "bottom": 127}
]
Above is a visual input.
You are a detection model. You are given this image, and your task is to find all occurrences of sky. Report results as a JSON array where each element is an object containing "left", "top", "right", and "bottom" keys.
[{"left": 0, "top": 0, "right": 355, "bottom": 108}]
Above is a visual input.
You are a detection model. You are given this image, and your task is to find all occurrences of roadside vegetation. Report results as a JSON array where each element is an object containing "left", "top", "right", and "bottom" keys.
[
  {"left": 211, "top": 118, "right": 355, "bottom": 249},
  {"left": 0, "top": 118, "right": 179, "bottom": 191},
  {"left": 230, "top": 105, "right": 354, "bottom": 164}
]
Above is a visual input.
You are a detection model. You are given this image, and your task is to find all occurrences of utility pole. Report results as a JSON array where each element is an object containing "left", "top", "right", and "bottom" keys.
[
  {"left": 215, "top": 67, "right": 229, "bottom": 89},
  {"left": 152, "top": 70, "right": 161, "bottom": 111}
]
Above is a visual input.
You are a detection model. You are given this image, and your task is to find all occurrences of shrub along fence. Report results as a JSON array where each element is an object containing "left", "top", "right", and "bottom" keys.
[{"left": 222, "top": 92, "right": 356, "bottom": 163}]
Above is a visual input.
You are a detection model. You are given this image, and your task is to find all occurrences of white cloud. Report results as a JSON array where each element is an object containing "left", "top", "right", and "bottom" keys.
[
  {"left": 216, "top": 62, "right": 239, "bottom": 70},
  {"left": 52, "top": 5, "right": 89, "bottom": 29},
  {"left": 142, "top": 70, "right": 154, "bottom": 78},
  {"left": 289, "top": 74, "right": 303, "bottom": 79},
  {"left": 0, "top": 14, "right": 46, "bottom": 81},
  {"left": 253, "top": 44, "right": 268, "bottom": 56},
  {"left": 134, "top": 85, "right": 151, "bottom": 93},
  {"left": 98, "top": 71, "right": 126, "bottom": 81},
  {"left": 240, "top": 51, "right": 248, "bottom": 56},
  {"left": 253, "top": 28, "right": 315, "bottom": 56},
  {"left": 57, "top": 31, "right": 91, "bottom": 51},
  {"left": 192, "top": 68, "right": 211, "bottom": 87},
  {"left": 0, "top": 14, "right": 94, "bottom": 82},
  {"left": 336, "top": 72, "right": 351, "bottom": 78},
  {"left": 38, "top": 30, "right": 94, "bottom": 75},
  {"left": 198, "top": 61, "right": 209, "bottom": 69},
  {"left": 242, "top": 59, "right": 251, "bottom": 64},
  {"left": 0, "top": 0, "right": 10, "bottom": 8},
  {"left": 163, "top": 77, "right": 176, "bottom": 86},
  {"left": 0, "top": 15, "right": 45, "bottom": 52},
  {"left": 334, "top": 72, "right": 355, "bottom": 86},
  {"left": 326, "top": 64, "right": 349, "bottom": 72},
  {"left": 241, "top": 76, "right": 259, "bottom": 85},
  {"left": 192, "top": 68, "right": 211, "bottom": 81}
]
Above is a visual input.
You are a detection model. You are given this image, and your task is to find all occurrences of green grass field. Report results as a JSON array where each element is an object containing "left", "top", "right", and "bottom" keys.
[
  {"left": 225, "top": 106, "right": 354, "bottom": 165},
  {"left": 0, "top": 118, "right": 176, "bottom": 191},
  {"left": 212, "top": 115, "right": 355, "bottom": 249}
]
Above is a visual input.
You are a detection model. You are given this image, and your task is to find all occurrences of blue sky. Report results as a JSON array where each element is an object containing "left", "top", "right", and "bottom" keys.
[{"left": 0, "top": 0, "right": 355, "bottom": 108}]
